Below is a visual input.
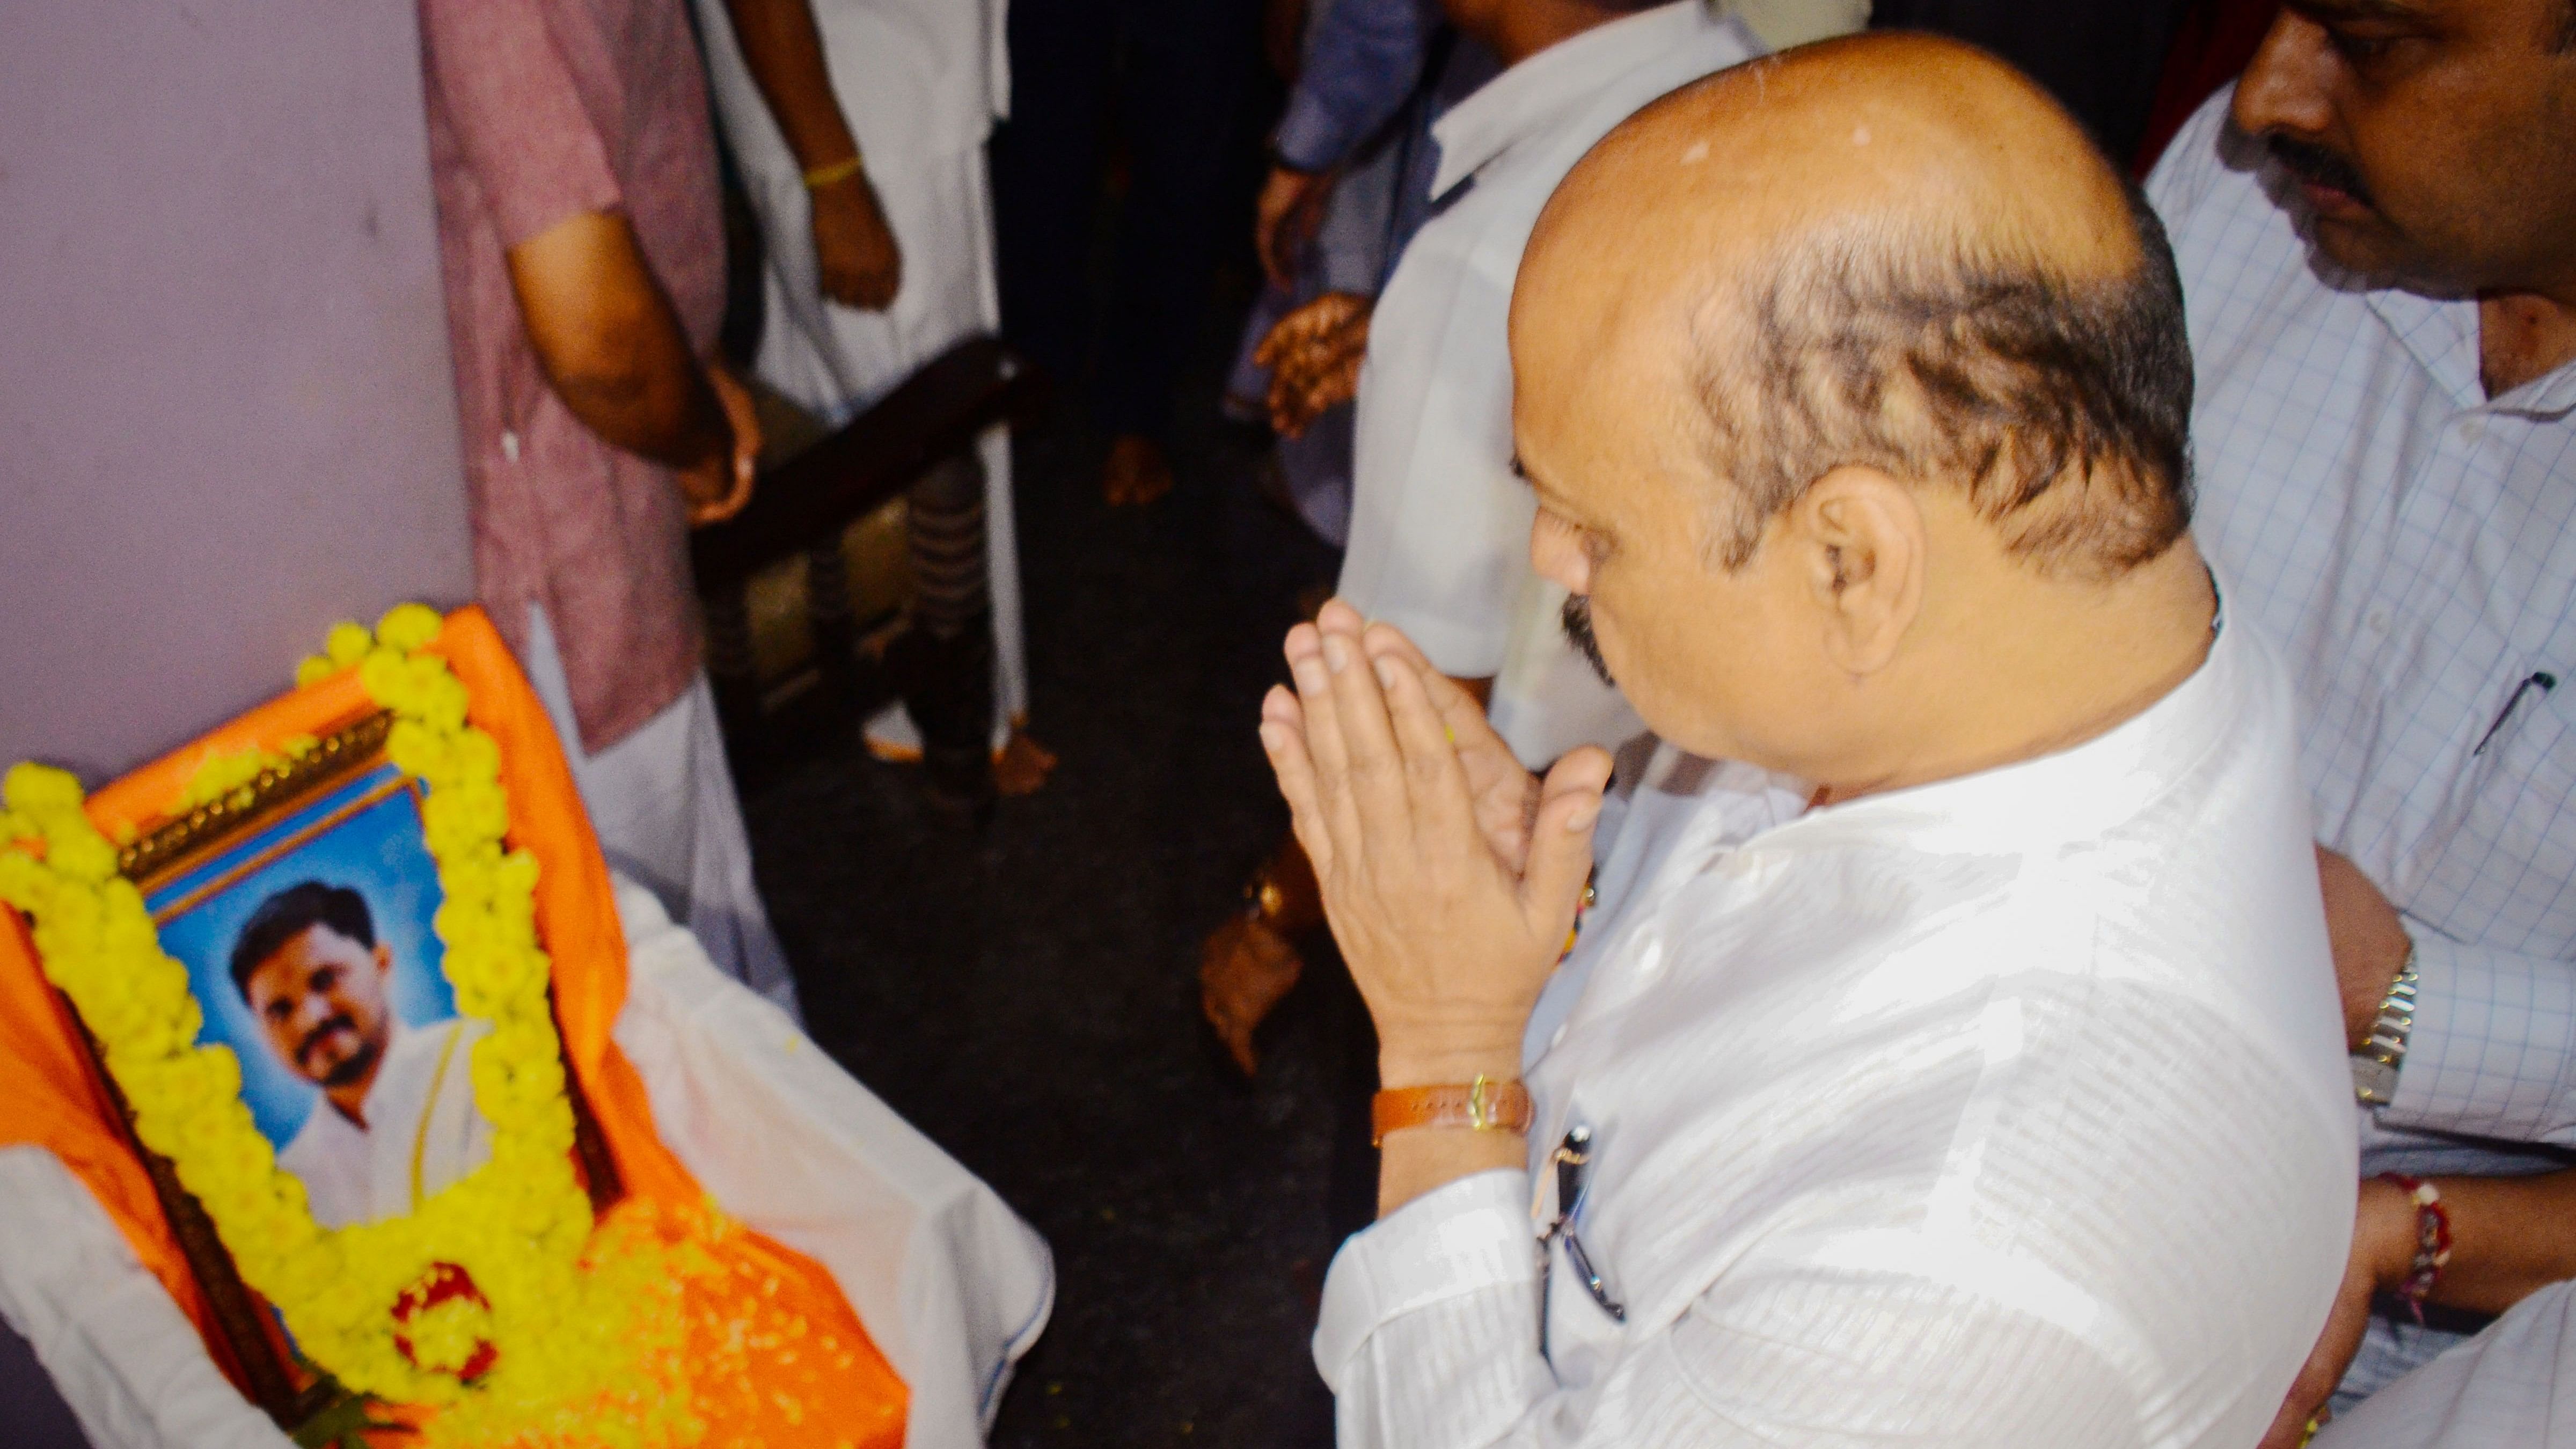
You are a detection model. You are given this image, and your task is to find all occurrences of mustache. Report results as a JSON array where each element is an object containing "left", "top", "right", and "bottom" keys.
[
  {"left": 316, "top": 1036, "right": 381, "bottom": 1090},
  {"left": 2264, "top": 133, "right": 2376, "bottom": 210},
  {"left": 297, "top": 1013, "right": 361, "bottom": 1070},
  {"left": 1561, "top": 596, "right": 1614, "bottom": 688}
]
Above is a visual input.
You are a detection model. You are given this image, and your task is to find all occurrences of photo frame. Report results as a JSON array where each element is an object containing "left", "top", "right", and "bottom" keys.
[
  {"left": 1, "top": 607, "right": 910, "bottom": 1448},
  {"left": 45, "top": 704, "right": 619, "bottom": 1428}
]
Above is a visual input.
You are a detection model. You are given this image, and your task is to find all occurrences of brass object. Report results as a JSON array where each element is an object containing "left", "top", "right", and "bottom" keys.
[
  {"left": 117, "top": 711, "right": 392, "bottom": 884},
  {"left": 1245, "top": 871, "right": 1289, "bottom": 925}
]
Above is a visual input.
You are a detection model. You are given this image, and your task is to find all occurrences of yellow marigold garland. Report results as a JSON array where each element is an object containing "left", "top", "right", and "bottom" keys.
[
  {"left": 175, "top": 736, "right": 319, "bottom": 813},
  {"left": 0, "top": 605, "right": 704, "bottom": 1445}
]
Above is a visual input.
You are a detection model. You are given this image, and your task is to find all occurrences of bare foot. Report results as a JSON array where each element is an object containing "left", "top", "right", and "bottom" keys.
[
  {"left": 993, "top": 727, "right": 1059, "bottom": 796},
  {"left": 1101, "top": 433, "right": 1174, "bottom": 507},
  {"left": 1199, "top": 914, "right": 1306, "bottom": 1077}
]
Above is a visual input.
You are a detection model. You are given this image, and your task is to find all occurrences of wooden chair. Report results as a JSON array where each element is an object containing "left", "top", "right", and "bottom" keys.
[{"left": 690, "top": 338, "right": 1046, "bottom": 793}]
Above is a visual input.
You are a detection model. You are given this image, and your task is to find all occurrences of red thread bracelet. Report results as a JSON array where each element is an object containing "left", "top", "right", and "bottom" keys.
[{"left": 2381, "top": 1173, "right": 2453, "bottom": 1323}]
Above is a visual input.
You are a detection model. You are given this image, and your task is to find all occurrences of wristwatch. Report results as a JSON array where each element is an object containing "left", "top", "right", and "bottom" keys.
[{"left": 2351, "top": 948, "right": 2420, "bottom": 1106}]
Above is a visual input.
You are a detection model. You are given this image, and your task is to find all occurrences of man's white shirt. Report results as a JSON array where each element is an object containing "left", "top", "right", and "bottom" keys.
[
  {"left": 1314, "top": 616, "right": 2358, "bottom": 1446},
  {"left": 2149, "top": 91, "right": 2576, "bottom": 1397},
  {"left": 1337, "top": 1, "right": 1758, "bottom": 768},
  {"left": 278, "top": 1017, "right": 494, "bottom": 1229}
]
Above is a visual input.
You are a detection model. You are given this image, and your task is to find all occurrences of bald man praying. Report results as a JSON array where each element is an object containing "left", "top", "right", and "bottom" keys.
[{"left": 1260, "top": 36, "right": 2357, "bottom": 1447}]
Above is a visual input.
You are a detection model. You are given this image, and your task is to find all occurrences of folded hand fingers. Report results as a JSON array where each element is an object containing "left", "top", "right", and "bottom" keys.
[
  {"left": 1317, "top": 620, "right": 1418, "bottom": 853},
  {"left": 1366, "top": 627, "right": 1479, "bottom": 854},
  {"left": 1285, "top": 623, "right": 1370, "bottom": 863},
  {"left": 1258, "top": 692, "right": 1333, "bottom": 878}
]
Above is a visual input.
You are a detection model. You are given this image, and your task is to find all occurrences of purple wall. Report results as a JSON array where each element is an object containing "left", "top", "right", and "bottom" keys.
[{"left": 0, "top": 0, "right": 474, "bottom": 783}]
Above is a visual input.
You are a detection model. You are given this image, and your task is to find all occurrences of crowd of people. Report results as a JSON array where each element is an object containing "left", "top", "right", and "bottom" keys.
[{"left": 411, "top": 0, "right": 2573, "bottom": 1442}]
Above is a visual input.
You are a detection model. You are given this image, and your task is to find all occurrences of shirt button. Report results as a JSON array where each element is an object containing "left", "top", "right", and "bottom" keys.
[
  {"left": 2460, "top": 418, "right": 2485, "bottom": 445},
  {"left": 2366, "top": 609, "right": 2391, "bottom": 635},
  {"left": 500, "top": 429, "right": 522, "bottom": 463}
]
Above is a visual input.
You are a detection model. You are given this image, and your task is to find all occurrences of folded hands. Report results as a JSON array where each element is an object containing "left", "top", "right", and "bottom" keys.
[{"left": 1257, "top": 601, "right": 1611, "bottom": 1094}]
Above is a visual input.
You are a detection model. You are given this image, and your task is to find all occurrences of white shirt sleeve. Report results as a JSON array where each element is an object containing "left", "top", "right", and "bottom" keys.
[
  {"left": 1315, "top": 1170, "right": 2167, "bottom": 1449},
  {"left": 1315, "top": 1172, "right": 1547, "bottom": 1448},
  {"left": 2382, "top": 932, "right": 2576, "bottom": 1148}
]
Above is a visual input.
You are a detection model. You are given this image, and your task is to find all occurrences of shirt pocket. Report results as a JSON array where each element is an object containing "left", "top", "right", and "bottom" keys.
[{"left": 2405, "top": 664, "right": 2576, "bottom": 957}]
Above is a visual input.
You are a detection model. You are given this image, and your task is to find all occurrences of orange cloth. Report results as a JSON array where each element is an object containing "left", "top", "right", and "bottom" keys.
[{"left": 0, "top": 606, "right": 905, "bottom": 1447}]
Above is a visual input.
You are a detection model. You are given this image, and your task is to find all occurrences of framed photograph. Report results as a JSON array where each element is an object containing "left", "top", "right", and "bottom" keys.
[
  {"left": 54, "top": 704, "right": 619, "bottom": 1426},
  {"left": 2, "top": 608, "right": 906, "bottom": 1447},
  {"left": 143, "top": 752, "right": 488, "bottom": 1231}
]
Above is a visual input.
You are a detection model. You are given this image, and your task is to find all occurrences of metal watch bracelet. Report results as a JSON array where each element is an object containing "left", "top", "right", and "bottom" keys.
[{"left": 2351, "top": 948, "right": 2420, "bottom": 1107}]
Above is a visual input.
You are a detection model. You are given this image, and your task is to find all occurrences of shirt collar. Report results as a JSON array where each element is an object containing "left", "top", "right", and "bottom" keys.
[
  {"left": 1428, "top": 1, "right": 1726, "bottom": 201},
  {"left": 1746, "top": 594, "right": 2251, "bottom": 861},
  {"left": 2232, "top": 145, "right": 2576, "bottom": 419},
  {"left": 2349, "top": 260, "right": 2576, "bottom": 420},
  {"left": 2517, "top": 365, "right": 2576, "bottom": 420},
  {"left": 2360, "top": 284, "right": 2485, "bottom": 412}
]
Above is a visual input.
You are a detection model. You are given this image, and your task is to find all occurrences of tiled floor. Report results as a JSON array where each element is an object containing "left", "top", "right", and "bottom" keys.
[{"left": 743, "top": 383, "right": 1359, "bottom": 1447}]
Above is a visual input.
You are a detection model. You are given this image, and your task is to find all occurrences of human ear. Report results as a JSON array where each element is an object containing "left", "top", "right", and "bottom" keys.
[
  {"left": 1791, "top": 466, "right": 1924, "bottom": 676},
  {"left": 374, "top": 942, "right": 394, "bottom": 978}
]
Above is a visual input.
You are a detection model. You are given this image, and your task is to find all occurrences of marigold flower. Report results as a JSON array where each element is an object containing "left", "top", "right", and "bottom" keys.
[
  {"left": 3, "top": 762, "right": 83, "bottom": 817},
  {"left": 377, "top": 602, "right": 444, "bottom": 652}
]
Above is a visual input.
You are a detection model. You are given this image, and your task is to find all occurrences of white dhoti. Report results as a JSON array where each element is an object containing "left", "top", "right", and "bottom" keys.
[
  {"left": 523, "top": 605, "right": 800, "bottom": 1018},
  {"left": 693, "top": 0, "right": 1028, "bottom": 743}
]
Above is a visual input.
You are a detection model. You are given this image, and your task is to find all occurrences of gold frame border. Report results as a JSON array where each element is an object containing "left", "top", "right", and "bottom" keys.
[{"left": 119, "top": 711, "right": 394, "bottom": 885}]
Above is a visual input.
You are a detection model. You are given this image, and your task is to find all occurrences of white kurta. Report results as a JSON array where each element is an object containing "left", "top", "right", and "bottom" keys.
[
  {"left": 1337, "top": 3, "right": 1758, "bottom": 768},
  {"left": 2312, "top": 1281, "right": 2576, "bottom": 1448},
  {"left": 277, "top": 1018, "right": 495, "bottom": 1230},
  {"left": 1315, "top": 615, "right": 2359, "bottom": 1446},
  {"left": 523, "top": 605, "right": 801, "bottom": 1016},
  {"left": 693, "top": 0, "right": 1029, "bottom": 735},
  {"left": 0, "top": 876, "right": 1052, "bottom": 1449}
]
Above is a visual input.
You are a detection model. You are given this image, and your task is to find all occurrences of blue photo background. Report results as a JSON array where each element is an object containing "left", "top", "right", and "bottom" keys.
[{"left": 147, "top": 763, "right": 455, "bottom": 1151}]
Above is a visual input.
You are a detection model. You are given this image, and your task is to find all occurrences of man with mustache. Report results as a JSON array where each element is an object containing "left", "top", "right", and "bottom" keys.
[
  {"left": 1267, "top": 36, "right": 2354, "bottom": 1445},
  {"left": 2143, "top": 3, "right": 2576, "bottom": 1441},
  {"left": 231, "top": 882, "right": 492, "bottom": 1229}
]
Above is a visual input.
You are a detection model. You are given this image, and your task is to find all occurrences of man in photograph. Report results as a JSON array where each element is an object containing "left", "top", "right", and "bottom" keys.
[{"left": 229, "top": 881, "right": 492, "bottom": 1228}]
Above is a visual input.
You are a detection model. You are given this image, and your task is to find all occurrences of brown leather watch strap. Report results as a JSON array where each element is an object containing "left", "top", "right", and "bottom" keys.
[{"left": 1371, "top": 1077, "right": 1534, "bottom": 1147}]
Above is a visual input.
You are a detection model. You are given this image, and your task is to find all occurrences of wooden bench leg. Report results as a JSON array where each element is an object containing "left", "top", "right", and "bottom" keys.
[
  {"left": 894, "top": 451, "right": 993, "bottom": 809},
  {"left": 704, "top": 583, "right": 764, "bottom": 771}
]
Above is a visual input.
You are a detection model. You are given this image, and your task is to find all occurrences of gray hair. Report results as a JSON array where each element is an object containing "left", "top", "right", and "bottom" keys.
[{"left": 1687, "top": 182, "right": 2196, "bottom": 580}]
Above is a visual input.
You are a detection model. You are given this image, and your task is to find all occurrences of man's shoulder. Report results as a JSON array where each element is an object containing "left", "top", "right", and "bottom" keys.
[
  {"left": 374, "top": 1016, "right": 481, "bottom": 1094},
  {"left": 386, "top": 1014, "right": 453, "bottom": 1059},
  {"left": 1432, "top": 11, "right": 1757, "bottom": 256},
  {"left": 2143, "top": 89, "right": 2241, "bottom": 230}
]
